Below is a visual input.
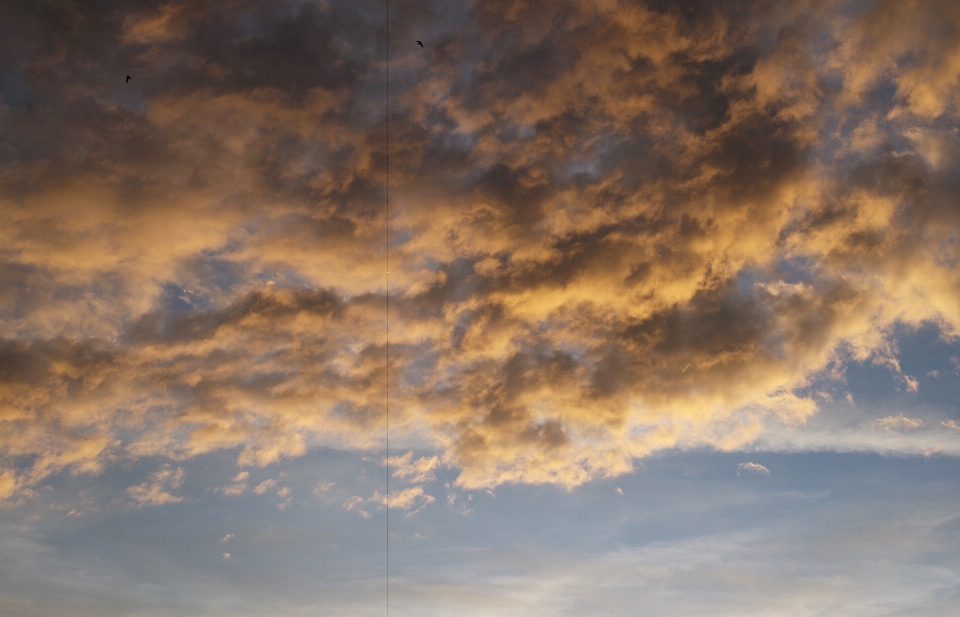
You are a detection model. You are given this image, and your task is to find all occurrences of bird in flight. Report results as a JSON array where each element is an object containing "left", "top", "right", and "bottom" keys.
[
  {"left": 416, "top": 41, "right": 423, "bottom": 47},
  {"left": 126, "top": 75, "right": 131, "bottom": 82}
]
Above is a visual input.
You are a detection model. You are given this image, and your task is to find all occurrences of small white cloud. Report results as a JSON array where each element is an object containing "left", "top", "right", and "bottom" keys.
[
  {"left": 873, "top": 414, "right": 925, "bottom": 432},
  {"left": 615, "top": 487, "right": 623, "bottom": 496},
  {"left": 221, "top": 534, "right": 235, "bottom": 543},
  {"left": 126, "top": 465, "right": 185, "bottom": 506},
  {"left": 737, "top": 462, "right": 770, "bottom": 476},
  {"left": 927, "top": 370, "right": 940, "bottom": 379},
  {"left": 221, "top": 483, "right": 246, "bottom": 497},
  {"left": 384, "top": 451, "right": 441, "bottom": 484},
  {"left": 277, "top": 486, "right": 290, "bottom": 497},
  {"left": 343, "top": 496, "right": 364, "bottom": 511},
  {"left": 357, "top": 510, "right": 371, "bottom": 519},
  {"left": 942, "top": 420, "right": 960, "bottom": 431},
  {"left": 904, "top": 375, "right": 919, "bottom": 393},
  {"left": 222, "top": 553, "right": 231, "bottom": 560},
  {"left": 253, "top": 479, "right": 276, "bottom": 495},
  {"left": 313, "top": 481, "right": 335, "bottom": 496},
  {"left": 369, "top": 487, "right": 435, "bottom": 516},
  {"left": 221, "top": 471, "right": 249, "bottom": 496}
]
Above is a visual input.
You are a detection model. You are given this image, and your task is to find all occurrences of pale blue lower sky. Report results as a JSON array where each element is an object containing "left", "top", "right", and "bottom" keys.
[
  {"left": 3, "top": 326, "right": 960, "bottom": 616},
  {"left": 3, "top": 447, "right": 958, "bottom": 616}
]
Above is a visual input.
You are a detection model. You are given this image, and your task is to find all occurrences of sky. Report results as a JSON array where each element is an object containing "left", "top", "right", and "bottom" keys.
[{"left": 1, "top": 0, "right": 960, "bottom": 615}]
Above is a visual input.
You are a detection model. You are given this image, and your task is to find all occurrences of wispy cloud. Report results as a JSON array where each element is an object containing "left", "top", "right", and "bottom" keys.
[
  {"left": 343, "top": 496, "right": 364, "bottom": 511},
  {"left": 126, "top": 465, "right": 185, "bottom": 506},
  {"left": 368, "top": 486, "right": 436, "bottom": 516},
  {"left": 386, "top": 451, "right": 440, "bottom": 484},
  {"left": 252, "top": 479, "right": 276, "bottom": 495},
  {"left": 737, "top": 462, "right": 770, "bottom": 476},
  {"left": 873, "top": 415, "right": 926, "bottom": 432},
  {"left": 221, "top": 471, "right": 248, "bottom": 497},
  {"left": 313, "top": 481, "right": 335, "bottom": 496}
]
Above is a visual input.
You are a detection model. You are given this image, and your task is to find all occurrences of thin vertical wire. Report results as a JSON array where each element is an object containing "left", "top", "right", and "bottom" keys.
[{"left": 385, "top": 1, "right": 390, "bottom": 615}]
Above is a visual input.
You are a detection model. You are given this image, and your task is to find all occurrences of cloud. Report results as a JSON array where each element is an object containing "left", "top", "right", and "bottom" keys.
[
  {"left": 221, "top": 472, "right": 248, "bottom": 496},
  {"left": 4, "top": 0, "right": 960, "bottom": 499},
  {"left": 873, "top": 415, "right": 926, "bottom": 432},
  {"left": 904, "top": 376, "right": 920, "bottom": 393},
  {"left": 313, "top": 481, "right": 335, "bottom": 496},
  {"left": 252, "top": 479, "right": 276, "bottom": 495},
  {"left": 748, "top": 412, "right": 960, "bottom": 457},
  {"left": 370, "top": 487, "right": 435, "bottom": 516},
  {"left": 276, "top": 486, "right": 292, "bottom": 509},
  {"left": 385, "top": 451, "right": 440, "bottom": 483},
  {"left": 0, "top": 470, "right": 21, "bottom": 501},
  {"left": 942, "top": 420, "right": 960, "bottom": 431},
  {"left": 343, "top": 496, "right": 364, "bottom": 511},
  {"left": 387, "top": 519, "right": 960, "bottom": 617},
  {"left": 737, "top": 462, "right": 770, "bottom": 476},
  {"left": 220, "top": 534, "right": 235, "bottom": 543},
  {"left": 126, "top": 465, "right": 185, "bottom": 506}
]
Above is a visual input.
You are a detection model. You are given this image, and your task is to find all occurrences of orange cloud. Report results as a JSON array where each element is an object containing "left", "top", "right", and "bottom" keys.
[{"left": 3, "top": 0, "right": 960, "bottom": 500}]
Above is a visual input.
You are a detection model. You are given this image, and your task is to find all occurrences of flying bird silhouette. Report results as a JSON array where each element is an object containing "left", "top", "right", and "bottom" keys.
[
  {"left": 126, "top": 75, "right": 131, "bottom": 82},
  {"left": 416, "top": 41, "right": 423, "bottom": 47}
]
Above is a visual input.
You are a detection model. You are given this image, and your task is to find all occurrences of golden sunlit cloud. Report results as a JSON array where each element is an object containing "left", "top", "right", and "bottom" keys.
[{"left": 3, "top": 0, "right": 960, "bottom": 499}]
